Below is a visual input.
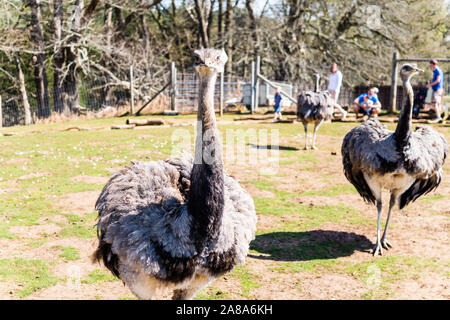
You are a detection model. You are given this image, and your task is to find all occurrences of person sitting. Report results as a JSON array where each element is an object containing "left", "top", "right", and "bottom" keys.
[{"left": 352, "top": 87, "right": 381, "bottom": 120}]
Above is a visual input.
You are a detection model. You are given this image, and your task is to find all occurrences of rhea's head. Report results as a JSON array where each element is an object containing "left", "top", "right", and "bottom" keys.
[
  {"left": 193, "top": 48, "right": 228, "bottom": 76},
  {"left": 400, "top": 63, "right": 423, "bottom": 80}
]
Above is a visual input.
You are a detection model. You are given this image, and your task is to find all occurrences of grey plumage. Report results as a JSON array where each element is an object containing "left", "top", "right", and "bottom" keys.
[
  {"left": 93, "top": 48, "right": 257, "bottom": 299},
  {"left": 341, "top": 63, "right": 448, "bottom": 256},
  {"left": 297, "top": 90, "right": 334, "bottom": 150}
]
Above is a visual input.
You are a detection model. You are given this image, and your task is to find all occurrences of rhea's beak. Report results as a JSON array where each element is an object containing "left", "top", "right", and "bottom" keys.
[{"left": 415, "top": 67, "right": 424, "bottom": 73}]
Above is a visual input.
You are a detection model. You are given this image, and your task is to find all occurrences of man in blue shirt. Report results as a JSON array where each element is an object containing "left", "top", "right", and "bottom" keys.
[
  {"left": 352, "top": 87, "right": 381, "bottom": 120},
  {"left": 425, "top": 60, "right": 444, "bottom": 122},
  {"left": 272, "top": 87, "right": 283, "bottom": 122}
]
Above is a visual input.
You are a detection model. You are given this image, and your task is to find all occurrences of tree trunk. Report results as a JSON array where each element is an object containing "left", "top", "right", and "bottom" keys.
[
  {"left": 53, "top": 0, "right": 65, "bottom": 113},
  {"left": 29, "top": 0, "right": 50, "bottom": 118},
  {"left": 194, "top": 0, "right": 209, "bottom": 48},
  {"left": 224, "top": 0, "right": 233, "bottom": 75},
  {"left": 246, "top": 0, "right": 259, "bottom": 59},
  {"left": 62, "top": 0, "right": 84, "bottom": 113},
  {"left": 16, "top": 58, "right": 32, "bottom": 125},
  {"left": 218, "top": 0, "right": 223, "bottom": 47}
]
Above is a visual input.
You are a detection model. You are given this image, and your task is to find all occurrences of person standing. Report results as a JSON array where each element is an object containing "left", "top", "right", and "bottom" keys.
[
  {"left": 425, "top": 60, "right": 444, "bottom": 122},
  {"left": 272, "top": 87, "right": 283, "bottom": 122},
  {"left": 327, "top": 63, "right": 347, "bottom": 119}
]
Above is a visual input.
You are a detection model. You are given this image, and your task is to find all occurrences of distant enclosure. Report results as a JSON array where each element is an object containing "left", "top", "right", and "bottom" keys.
[{"left": 1, "top": 72, "right": 449, "bottom": 128}]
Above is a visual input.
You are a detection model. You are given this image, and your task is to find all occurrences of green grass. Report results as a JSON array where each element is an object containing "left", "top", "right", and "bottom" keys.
[
  {"left": 0, "top": 258, "right": 60, "bottom": 297},
  {"left": 195, "top": 286, "right": 231, "bottom": 300},
  {"left": 81, "top": 269, "right": 119, "bottom": 284},
  {"left": 299, "top": 184, "right": 357, "bottom": 197},
  {"left": 56, "top": 246, "right": 80, "bottom": 261},
  {"left": 229, "top": 266, "right": 261, "bottom": 298},
  {"left": 60, "top": 225, "right": 96, "bottom": 238},
  {"left": 0, "top": 224, "right": 15, "bottom": 239},
  {"left": 0, "top": 114, "right": 449, "bottom": 299}
]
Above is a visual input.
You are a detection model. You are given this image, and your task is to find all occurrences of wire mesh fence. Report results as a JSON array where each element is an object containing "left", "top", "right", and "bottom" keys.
[
  {"left": 175, "top": 72, "right": 247, "bottom": 113},
  {"left": 3, "top": 70, "right": 447, "bottom": 127},
  {"left": 0, "top": 79, "right": 132, "bottom": 127}
]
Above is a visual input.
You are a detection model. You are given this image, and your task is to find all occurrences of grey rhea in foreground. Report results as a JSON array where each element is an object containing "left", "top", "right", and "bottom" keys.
[
  {"left": 93, "top": 48, "right": 257, "bottom": 299},
  {"left": 296, "top": 75, "right": 334, "bottom": 150},
  {"left": 341, "top": 63, "right": 448, "bottom": 256}
]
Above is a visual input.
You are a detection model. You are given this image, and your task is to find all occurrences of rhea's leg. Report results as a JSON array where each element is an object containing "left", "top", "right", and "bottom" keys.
[
  {"left": 381, "top": 193, "right": 395, "bottom": 250},
  {"left": 120, "top": 267, "right": 158, "bottom": 300},
  {"left": 302, "top": 122, "right": 308, "bottom": 150},
  {"left": 172, "top": 274, "right": 213, "bottom": 300},
  {"left": 311, "top": 120, "right": 323, "bottom": 150},
  {"left": 373, "top": 199, "right": 383, "bottom": 256}
]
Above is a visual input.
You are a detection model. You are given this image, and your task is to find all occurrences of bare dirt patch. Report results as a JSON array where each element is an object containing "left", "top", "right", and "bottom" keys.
[
  {"left": 18, "top": 172, "right": 52, "bottom": 180},
  {"left": 55, "top": 191, "right": 100, "bottom": 215},
  {"left": 70, "top": 175, "right": 109, "bottom": 185},
  {"left": 9, "top": 224, "right": 61, "bottom": 239},
  {"left": 390, "top": 273, "right": 450, "bottom": 300},
  {"left": 27, "top": 281, "right": 132, "bottom": 300},
  {"left": 240, "top": 182, "right": 275, "bottom": 198},
  {"left": 2, "top": 158, "right": 31, "bottom": 165},
  {"left": 300, "top": 273, "right": 367, "bottom": 299}
]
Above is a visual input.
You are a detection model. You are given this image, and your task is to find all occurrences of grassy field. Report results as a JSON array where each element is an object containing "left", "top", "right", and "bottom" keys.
[{"left": 0, "top": 114, "right": 448, "bottom": 300}]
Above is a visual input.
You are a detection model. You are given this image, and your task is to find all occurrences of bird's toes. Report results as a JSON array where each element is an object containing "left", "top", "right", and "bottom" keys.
[
  {"left": 372, "top": 243, "right": 383, "bottom": 256},
  {"left": 311, "top": 146, "right": 318, "bottom": 150},
  {"left": 381, "top": 239, "right": 392, "bottom": 250},
  {"left": 303, "top": 146, "right": 308, "bottom": 150}
]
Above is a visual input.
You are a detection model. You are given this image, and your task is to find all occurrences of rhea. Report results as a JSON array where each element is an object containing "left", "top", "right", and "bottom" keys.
[
  {"left": 296, "top": 74, "right": 334, "bottom": 150},
  {"left": 93, "top": 48, "right": 257, "bottom": 299},
  {"left": 341, "top": 64, "right": 448, "bottom": 256}
]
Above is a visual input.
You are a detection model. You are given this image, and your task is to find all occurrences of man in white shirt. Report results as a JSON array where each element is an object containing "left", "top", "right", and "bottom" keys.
[{"left": 327, "top": 63, "right": 347, "bottom": 119}]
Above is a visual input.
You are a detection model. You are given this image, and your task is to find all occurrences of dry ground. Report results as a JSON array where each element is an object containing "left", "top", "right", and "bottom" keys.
[{"left": 0, "top": 114, "right": 448, "bottom": 300}]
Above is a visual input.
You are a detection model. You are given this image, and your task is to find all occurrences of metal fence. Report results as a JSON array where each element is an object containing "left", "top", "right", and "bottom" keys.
[
  {"left": 175, "top": 72, "right": 246, "bottom": 113},
  {"left": 0, "top": 80, "right": 131, "bottom": 127},
  {"left": 3, "top": 70, "right": 448, "bottom": 127}
]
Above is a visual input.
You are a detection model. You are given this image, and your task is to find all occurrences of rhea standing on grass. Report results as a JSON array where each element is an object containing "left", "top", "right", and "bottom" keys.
[
  {"left": 342, "top": 64, "right": 448, "bottom": 256},
  {"left": 93, "top": 48, "right": 257, "bottom": 300}
]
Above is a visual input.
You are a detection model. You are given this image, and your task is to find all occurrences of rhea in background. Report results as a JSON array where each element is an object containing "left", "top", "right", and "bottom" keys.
[
  {"left": 341, "top": 63, "right": 448, "bottom": 256},
  {"left": 296, "top": 74, "right": 334, "bottom": 150},
  {"left": 93, "top": 48, "right": 257, "bottom": 299}
]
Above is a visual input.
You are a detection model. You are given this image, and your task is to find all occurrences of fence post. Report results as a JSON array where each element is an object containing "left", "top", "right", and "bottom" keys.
[
  {"left": 255, "top": 56, "right": 260, "bottom": 112},
  {"left": 0, "top": 95, "right": 2, "bottom": 128},
  {"left": 129, "top": 65, "right": 134, "bottom": 115},
  {"left": 220, "top": 72, "right": 224, "bottom": 117},
  {"left": 170, "top": 62, "right": 177, "bottom": 112},
  {"left": 250, "top": 61, "right": 255, "bottom": 113},
  {"left": 389, "top": 52, "right": 399, "bottom": 113}
]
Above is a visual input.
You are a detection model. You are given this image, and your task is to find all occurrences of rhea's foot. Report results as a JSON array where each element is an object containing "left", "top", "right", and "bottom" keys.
[
  {"left": 372, "top": 241, "right": 383, "bottom": 256},
  {"left": 381, "top": 238, "right": 392, "bottom": 250},
  {"left": 311, "top": 145, "right": 318, "bottom": 150},
  {"left": 303, "top": 146, "right": 308, "bottom": 150}
]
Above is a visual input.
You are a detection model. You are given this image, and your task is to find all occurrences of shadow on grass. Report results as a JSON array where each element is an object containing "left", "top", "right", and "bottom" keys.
[
  {"left": 248, "top": 144, "right": 299, "bottom": 151},
  {"left": 249, "top": 230, "right": 372, "bottom": 261}
]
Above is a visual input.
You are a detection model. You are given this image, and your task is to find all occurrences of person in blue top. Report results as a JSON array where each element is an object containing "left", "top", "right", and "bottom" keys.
[
  {"left": 425, "top": 60, "right": 444, "bottom": 122},
  {"left": 352, "top": 87, "right": 381, "bottom": 120},
  {"left": 272, "top": 87, "right": 283, "bottom": 122}
]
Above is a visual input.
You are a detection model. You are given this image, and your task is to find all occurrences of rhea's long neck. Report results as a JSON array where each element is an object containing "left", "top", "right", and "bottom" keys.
[
  {"left": 395, "top": 76, "right": 414, "bottom": 149},
  {"left": 188, "top": 70, "right": 224, "bottom": 250}
]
